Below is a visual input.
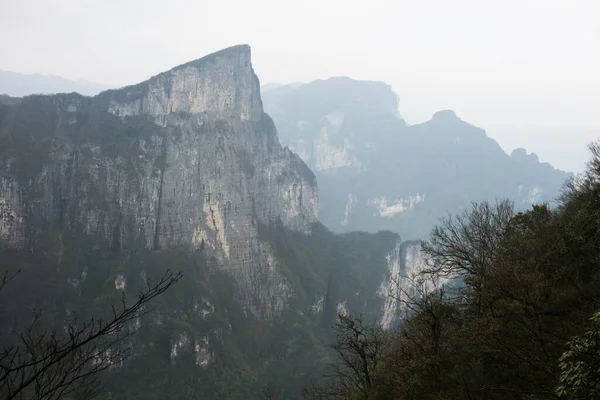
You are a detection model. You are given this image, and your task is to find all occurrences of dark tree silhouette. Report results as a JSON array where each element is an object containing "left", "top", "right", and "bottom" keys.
[
  {"left": 261, "top": 383, "right": 280, "bottom": 400},
  {"left": 300, "top": 379, "right": 326, "bottom": 400},
  {"left": 325, "top": 313, "right": 387, "bottom": 399}
]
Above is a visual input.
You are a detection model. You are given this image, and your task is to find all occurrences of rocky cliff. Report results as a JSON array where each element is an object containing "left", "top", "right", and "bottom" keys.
[
  {"left": 0, "top": 45, "right": 318, "bottom": 318},
  {"left": 0, "top": 46, "right": 431, "bottom": 398},
  {"left": 101, "top": 45, "right": 262, "bottom": 122},
  {"left": 264, "top": 77, "right": 404, "bottom": 172}
]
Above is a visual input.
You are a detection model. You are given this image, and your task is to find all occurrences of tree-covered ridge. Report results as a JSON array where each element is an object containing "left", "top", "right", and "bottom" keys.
[{"left": 313, "top": 142, "right": 600, "bottom": 400}]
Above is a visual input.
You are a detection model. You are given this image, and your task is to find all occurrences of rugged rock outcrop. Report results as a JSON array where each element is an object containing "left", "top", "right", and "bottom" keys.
[
  {"left": 101, "top": 45, "right": 263, "bottom": 122},
  {"left": 0, "top": 175, "right": 23, "bottom": 246},
  {"left": 264, "top": 77, "right": 404, "bottom": 172},
  {"left": 378, "top": 241, "right": 441, "bottom": 330},
  {"left": 0, "top": 45, "right": 318, "bottom": 318}
]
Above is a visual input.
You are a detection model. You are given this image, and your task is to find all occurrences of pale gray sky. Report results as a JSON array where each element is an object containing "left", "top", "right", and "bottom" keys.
[{"left": 1, "top": 0, "right": 598, "bottom": 172}]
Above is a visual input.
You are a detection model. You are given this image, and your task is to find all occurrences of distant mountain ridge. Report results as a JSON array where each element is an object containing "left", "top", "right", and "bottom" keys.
[
  {"left": 0, "top": 69, "right": 113, "bottom": 96},
  {"left": 263, "top": 79, "right": 571, "bottom": 240},
  {"left": 261, "top": 82, "right": 303, "bottom": 93}
]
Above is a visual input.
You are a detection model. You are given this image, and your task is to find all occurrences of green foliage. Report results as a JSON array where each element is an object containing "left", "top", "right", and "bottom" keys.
[{"left": 557, "top": 312, "right": 600, "bottom": 399}]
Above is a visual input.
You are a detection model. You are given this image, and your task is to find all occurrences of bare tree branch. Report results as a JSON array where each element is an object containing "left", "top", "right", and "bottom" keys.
[
  {"left": 0, "top": 270, "right": 20, "bottom": 292},
  {"left": 0, "top": 269, "right": 182, "bottom": 400},
  {"left": 324, "top": 313, "right": 387, "bottom": 399}
]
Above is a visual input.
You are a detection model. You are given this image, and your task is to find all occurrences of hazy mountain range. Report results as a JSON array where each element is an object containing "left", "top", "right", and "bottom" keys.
[
  {"left": 262, "top": 79, "right": 571, "bottom": 239},
  {"left": 0, "top": 69, "right": 113, "bottom": 97}
]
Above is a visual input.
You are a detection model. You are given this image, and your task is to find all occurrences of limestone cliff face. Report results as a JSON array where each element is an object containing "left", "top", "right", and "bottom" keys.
[
  {"left": 103, "top": 45, "right": 263, "bottom": 122},
  {"left": 378, "top": 241, "right": 450, "bottom": 330},
  {"left": 263, "top": 77, "right": 403, "bottom": 172},
  {"left": 0, "top": 45, "right": 318, "bottom": 318},
  {"left": 0, "top": 176, "right": 23, "bottom": 246}
]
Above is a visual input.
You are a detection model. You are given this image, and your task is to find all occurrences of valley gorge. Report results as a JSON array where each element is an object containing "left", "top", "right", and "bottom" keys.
[
  {"left": 0, "top": 45, "right": 575, "bottom": 399},
  {"left": 0, "top": 45, "right": 421, "bottom": 398}
]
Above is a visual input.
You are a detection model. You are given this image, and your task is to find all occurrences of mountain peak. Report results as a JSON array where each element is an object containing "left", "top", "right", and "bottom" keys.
[
  {"left": 432, "top": 109, "right": 459, "bottom": 121},
  {"left": 176, "top": 44, "right": 251, "bottom": 71},
  {"left": 102, "top": 44, "right": 263, "bottom": 121},
  {"left": 266, "top": 76, "right": 402, "bottom": 119},
  {"left": 511, "top": 147, "right": 540, "bottom": 163}
]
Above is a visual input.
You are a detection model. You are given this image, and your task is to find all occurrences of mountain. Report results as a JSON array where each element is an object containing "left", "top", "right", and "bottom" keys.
[
  {"left": 0, "top": 69, "right": 112, "bottom": 96},
  {"left": 485, "top": 123, "right": 600, "bottom": 173},
  {"left": 261, "top": 82, "right": 284, "bottom": 92},
  {"left": 0, "top": 45, "right": 414, "bottom": 398},
  {"left": 263, "top": 79, "right": 572, "bottom": 239},
  {"left": 261, "top": 82, "right": 303, "bottom": 93}
]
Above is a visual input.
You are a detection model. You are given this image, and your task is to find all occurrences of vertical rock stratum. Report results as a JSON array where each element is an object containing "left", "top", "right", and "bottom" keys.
[{"left": 0, "top": 45, "right": 318, "bottom": 318}]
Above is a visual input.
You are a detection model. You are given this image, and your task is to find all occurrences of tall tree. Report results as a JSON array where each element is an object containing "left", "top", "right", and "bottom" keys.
[{"left": 325, "top": 313, "right": 387, "bottom": 399}]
